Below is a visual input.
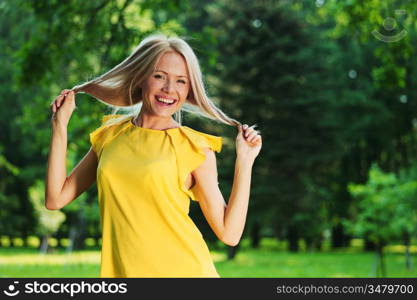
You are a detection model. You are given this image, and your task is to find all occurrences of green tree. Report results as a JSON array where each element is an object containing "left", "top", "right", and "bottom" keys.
[
  {"left": 344, "top": 163, "right": 417, "bottom": 276},
  {"left": 29, "top": 180, "right": 66, "bottom": 253},
  {"left": 202, "top": 0, "right": 346, "bottom": 252},
  {"left": 0, "top": 0, "right": 189, "bottom": 248}
]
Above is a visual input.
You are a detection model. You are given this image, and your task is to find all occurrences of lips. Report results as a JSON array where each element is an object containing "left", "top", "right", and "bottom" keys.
[{"left": 155, "top": 95, "right": 177, "bottom": 106}]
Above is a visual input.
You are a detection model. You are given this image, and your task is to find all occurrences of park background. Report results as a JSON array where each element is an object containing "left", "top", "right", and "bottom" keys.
[{"left": 1, "top": 0, "right": 417, "bottom": 277}]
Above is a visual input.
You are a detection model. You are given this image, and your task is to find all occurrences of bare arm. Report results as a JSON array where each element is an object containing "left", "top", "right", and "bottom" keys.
[
  {"left": 192, "top": 150, "right": 253, "bottom": 246},
  {"left": 45, "top": 89, "right": 98, "bottom": 210},
  {"left": 192, "top": 124, "right": 262, "bottom": 246},
  {"left": 45, "top": 118, "right": 98, "bottom": 210}
]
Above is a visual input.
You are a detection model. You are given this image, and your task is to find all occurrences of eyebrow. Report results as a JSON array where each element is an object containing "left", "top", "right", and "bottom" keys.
[{"left": 155, "top": 69, "right": 188, "bottom": 78}]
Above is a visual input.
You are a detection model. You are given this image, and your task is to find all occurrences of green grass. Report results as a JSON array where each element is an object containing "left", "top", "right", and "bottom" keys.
[
  {"left": 0, "top": 238, "right": 416, "bottom": 277},
  {"left": 216, "top": 250, "right": 416, "bottom": 277},
  {"left": 0, "top": 248, "right": 100, "bottom": 277}
]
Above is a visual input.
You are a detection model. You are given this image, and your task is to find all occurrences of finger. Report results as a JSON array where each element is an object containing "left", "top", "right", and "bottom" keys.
[
  {"left": 241, "top": 124, "right": 248, "bottom": 136},
  {"left": 61, "top": 90, "right": 74, "bottom": 105},
  {"left": 244, "top": 127, "right": 255, "bottom": 138},
  {"left": 61, "top": 90, "right": 70, "bottom": 98},
  {"left": 254, "top": 135, "right": 262, "bottom": 144},
  {"left": 246, "top": 124, "right": 257, "bottom": 136},
  {"left": 59, "top": 94, "right": 69, "bottom": 106},
  {"left": 57, "top": 95, "right": 66, "bottom": 108},
  {"left": 251, "top": 137, "right": 261, "bottom": 146},
  {"left": 252, "top": 134, "right": 262, "bottom": 143},
  {"left": 248, "top": 134, "right": 257, "bottom": 143},
  {"left": 53, "top": 95, "right": 63, "bottom": 107},
  {"left": 68, "top": 90, "right": 75, "bottom": 98},
  {"left": 65, "top": 92, "right": 76, "bottom": 109},
  {"left": 51, "top": 95, "right": 62, "bottom": 105},
  {"left": 250, "top": 129, "right": 261, "bottom": 136},
  {"left": 248, "top": 134, "right": 261, "bottom": 145},
  {"left": 250, "top": 130, "right": 262, "bottom": 141},
  {"left": 247, "top": 131, "right": 258, "bottom": 142},
  {"left": 54, "top": 95, "right": 64, "bottom": 107}
]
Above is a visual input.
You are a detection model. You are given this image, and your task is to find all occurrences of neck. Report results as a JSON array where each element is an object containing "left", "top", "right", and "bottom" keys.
[{"left": 134, "top": 111, "right": 179, "bottom": 130}]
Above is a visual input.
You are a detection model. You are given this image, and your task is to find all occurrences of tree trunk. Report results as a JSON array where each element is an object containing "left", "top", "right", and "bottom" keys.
[
  {"left": 305, "top": 236, "right": 314, "bottom": 252},
  {"left": 39, "top": 234, "right": 50, "bottom": 254},
  {"left": 331, "top": 222, "right": 348, "bottom": 248},
  {"left": 376, "top": 242, "right": 386, "bottom": 277},
  {"left": 66, "top": 226, "right": 77, "bottom": 254},
  {"left": 287, "top": 225, "right": 299, "bottom": 252},
  {"left": 227, "top": 243, "right": 240, "bottom": 260},
  {"left": 364, "top": 238, "right": 376, "bottom": 251},
  {"left": 404, "top": 232, "right": 412, "bottom": 271},
  {"left": 72, "top": 209, "right": 87, "bottom": 250},
  {"left": 306, "top": 236, "right": 323, "bottom": 252},
  {"left": 250, "top": 221, "right": 261, "bottom": 248}
]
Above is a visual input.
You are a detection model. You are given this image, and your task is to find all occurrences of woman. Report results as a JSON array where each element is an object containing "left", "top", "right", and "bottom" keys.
[{"left": 45, "top": 33, "right": 262, "bottom": 278}]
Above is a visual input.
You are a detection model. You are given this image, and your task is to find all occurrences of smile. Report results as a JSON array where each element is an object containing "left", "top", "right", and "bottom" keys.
[{"left": 155, "top": 96, "right": 177, "bottom": 106}]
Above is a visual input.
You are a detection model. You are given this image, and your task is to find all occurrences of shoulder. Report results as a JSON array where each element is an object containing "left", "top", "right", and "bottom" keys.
[
  {"left": 180, "top": 126, "right": 223, "bottom": 153},
  {"left": 100, "top": 114, "right": 131, "bottom": 127},
  {"left": 175, "top": 126, "right": 222, "bottom": 201},
  {"left": 89, "top": 114, "right": 131, "bottom": 156},
  {"left": 91, "top": 114, "right": 132, "bottom": 135}
]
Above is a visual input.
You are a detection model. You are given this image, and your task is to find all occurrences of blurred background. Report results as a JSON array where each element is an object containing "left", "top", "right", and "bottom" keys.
[{"left": 1, "top": 0, "right": 417, "bottom": 277}]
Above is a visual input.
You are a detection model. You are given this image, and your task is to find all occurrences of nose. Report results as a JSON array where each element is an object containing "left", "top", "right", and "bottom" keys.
[{"left": 162, "top": 78, "right": 174, "bottom": 93}]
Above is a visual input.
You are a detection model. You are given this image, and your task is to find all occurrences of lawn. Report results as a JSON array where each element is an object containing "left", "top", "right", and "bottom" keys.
[{"left": 0, "top": 238, "right": 416, "bottom": 278}]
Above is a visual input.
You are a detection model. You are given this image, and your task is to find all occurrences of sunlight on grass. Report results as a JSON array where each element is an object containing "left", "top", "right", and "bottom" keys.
[
  {"left": 0, "top": 251, "right": 100, "bottom": 265},
  {"left": 211, "top": 251, "right": 227, "bottom": 262},
  {"left": 0, "top": 238, "right": 416, "bottom": 277},
  {"left": 385, "top": 245, "right": 417, "bottom": 254}
]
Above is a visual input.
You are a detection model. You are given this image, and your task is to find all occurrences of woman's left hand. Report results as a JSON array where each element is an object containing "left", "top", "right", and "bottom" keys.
[{"left": 236, "top": 124, "right": 262, "bottom": 163}]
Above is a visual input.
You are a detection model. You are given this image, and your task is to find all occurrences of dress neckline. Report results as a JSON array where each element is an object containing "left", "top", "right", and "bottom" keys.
[{"left": 129, "top": 116, "right": 184, "bottom": 133}]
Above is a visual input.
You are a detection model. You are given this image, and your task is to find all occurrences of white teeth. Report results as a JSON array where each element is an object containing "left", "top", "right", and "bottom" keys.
[{"left": 157, "top": 97, "right": 175, "bottom": 104}]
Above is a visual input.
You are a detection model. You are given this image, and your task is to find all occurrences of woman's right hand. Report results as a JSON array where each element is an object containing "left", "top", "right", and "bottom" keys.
[{"left": 50, "top": 89, "right": 77, "bottom": 127}]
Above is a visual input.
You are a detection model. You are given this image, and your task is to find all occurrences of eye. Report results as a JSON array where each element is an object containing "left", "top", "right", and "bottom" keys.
[
  {"left": 178, "top": 80, "right": 187, "bottom": 84},
  {"left": 154, "top": 74, "right": 163, "bottom": 79}
]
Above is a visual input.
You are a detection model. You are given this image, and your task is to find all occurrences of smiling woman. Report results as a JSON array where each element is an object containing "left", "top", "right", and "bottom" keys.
[
  {"left": 136, "top": 51, "right": 191, "bottom": 125},
  {"left": 45, "top": 33, "right": 262, "bottom": 278},
  {"left": 70, "top": 33, "right": 242, "bottom": 128}
]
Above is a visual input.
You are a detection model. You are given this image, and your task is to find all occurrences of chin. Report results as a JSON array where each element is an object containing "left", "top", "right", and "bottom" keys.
[
  {"left": 151, "top": 109, "right": 175, "bottom": 117},
  {"left": 152, "top": 103, "right": 179, "bottom": 114}
]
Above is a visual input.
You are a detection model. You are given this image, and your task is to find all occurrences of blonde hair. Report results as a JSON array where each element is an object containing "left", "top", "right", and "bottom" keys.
[{"left": 71, "top": 33, "right": 241, "bottom": 127}]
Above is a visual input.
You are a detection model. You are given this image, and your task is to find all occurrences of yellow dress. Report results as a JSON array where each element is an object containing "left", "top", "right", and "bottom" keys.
[{"left": 89, "top": 114, "right": 222, "bottom": 278}]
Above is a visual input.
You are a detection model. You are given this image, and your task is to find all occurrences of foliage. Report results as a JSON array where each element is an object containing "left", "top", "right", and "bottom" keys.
[
  {"left": 344, "top": 163, "right": 417, "bottom": 245},
  {"left": 2, "top": 0, "right": 417, "bottom": 259},
  {"left": 28, "top": 180, "right": 66, "bottom": 237}
]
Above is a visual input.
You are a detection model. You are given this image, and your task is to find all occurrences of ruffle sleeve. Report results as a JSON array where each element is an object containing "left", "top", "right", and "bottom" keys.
[
  {"left": 89, "top": 114, "right": 128, "bottom": 158},
  {"left": 172, "top": 126, "right": 222, "bottom": 202}
]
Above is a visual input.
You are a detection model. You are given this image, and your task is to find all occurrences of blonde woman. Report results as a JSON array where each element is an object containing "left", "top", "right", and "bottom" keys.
[{"left": 45, "top": 33, "right": 262, "bottom": 278}]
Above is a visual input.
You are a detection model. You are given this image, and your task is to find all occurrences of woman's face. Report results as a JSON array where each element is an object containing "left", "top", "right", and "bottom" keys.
[{"left": 141, "top": 51, "right": 190, "bottom": 118}]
